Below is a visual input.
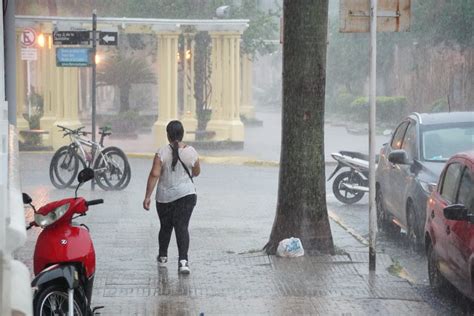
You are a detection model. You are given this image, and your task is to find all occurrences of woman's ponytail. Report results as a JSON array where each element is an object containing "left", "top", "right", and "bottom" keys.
[
  {"left": 171, "top": 140, "right": 179, "bottom": 170},
  {"left": 166, "top": 120, "right": 185, "bottom": 171}
]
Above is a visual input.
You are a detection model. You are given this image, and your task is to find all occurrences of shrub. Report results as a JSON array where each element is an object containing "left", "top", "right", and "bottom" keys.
[
  {"left": 22, "top": 91, "right": 44, "bottom": 146},
  {"left": 331, "top": 92, "right": 356, "bottom": 115},
  {"left": 349, "top": 96, "right": 408, "bottom": 124},
  {"left": 104, "top": 110, "right": 140, "bottom": 135}
]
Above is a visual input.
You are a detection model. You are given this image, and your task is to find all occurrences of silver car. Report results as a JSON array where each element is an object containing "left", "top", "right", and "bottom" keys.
[{"left": 375, "top": 111, "right": 474, "bottom": 249}]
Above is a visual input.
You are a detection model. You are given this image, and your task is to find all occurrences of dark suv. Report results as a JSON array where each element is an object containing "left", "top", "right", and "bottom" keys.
[{"left": 376, "top": 112, "right": 474, "bottom": 248}]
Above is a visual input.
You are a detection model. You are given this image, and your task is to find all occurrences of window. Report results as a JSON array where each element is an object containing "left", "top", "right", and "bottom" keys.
[
  {"left": 421, "top": 123, "right": 474, "bottom": 162},
  {"left": 457, "top": 168, "right": 474, "bottom": 213},
  {"left": 440, "top": 163, "right": 462, "bottom": 203},
  {"left": 391, "top": 122, "right": 409, "bottom": 150},
  {"left": 402, "top": 122, "right": 418, "bottom": 160}
]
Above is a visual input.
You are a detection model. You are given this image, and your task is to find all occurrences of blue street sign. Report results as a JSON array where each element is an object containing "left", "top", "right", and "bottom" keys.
[{"left": 56, "top": 47, "right": 93, "bottom": 67}]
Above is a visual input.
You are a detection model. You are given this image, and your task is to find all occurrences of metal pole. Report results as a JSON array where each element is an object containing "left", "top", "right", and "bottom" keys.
[
  {"left": 0, "top": 4, "right": 7, "bottom": 313},
  {"left": 91, "top": 10, "right": 97, "bottom": 190},
  {"left": 368, "top": 0, "right": 378, "bottom": 271},
  {"left": 27, "top": 61, "right": 32, "bottom": 120},
  {"left": 5, "top": 0, "right": 16, "bottom": 125}
]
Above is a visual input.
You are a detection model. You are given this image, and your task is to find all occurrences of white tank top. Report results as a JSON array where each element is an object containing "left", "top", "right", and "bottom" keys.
[{"left": 155, "top": 145, "right": 198, "bottom": 203}]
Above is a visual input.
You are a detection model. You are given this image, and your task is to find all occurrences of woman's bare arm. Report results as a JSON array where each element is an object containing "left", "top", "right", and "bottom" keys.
[
  {"left": 143, "top": 154, "right": 162, "bottom": 210},
  {"left": 192, "top": 159, "right": 200, "bottom": 177}
]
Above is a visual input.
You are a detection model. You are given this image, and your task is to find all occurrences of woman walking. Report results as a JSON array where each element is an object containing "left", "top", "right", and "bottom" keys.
[{"left": 143, "top": 120, "right": 200, "bottom": 274}]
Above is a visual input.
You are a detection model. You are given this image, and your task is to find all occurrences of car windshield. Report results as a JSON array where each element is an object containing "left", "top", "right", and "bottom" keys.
[{"left": 422, "top": 123, "right": 474, "bottom": 162}]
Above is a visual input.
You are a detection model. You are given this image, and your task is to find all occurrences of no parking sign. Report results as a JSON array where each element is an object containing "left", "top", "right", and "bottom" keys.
[{"left": 20, "top": 28, "right": 36, "bottom": 47}]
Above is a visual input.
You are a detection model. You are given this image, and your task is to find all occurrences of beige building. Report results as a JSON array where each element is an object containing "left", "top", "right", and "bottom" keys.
[{"left": 15, "top": 16, "right": 257, "bottom": 149}]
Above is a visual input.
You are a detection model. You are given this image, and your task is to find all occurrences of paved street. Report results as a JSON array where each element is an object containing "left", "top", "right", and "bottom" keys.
[
  {"left": 103, "top": 110, "right": 390, "bottom": 163},
  {"left": 14, "top": 153, "right": 445, "bottom": 315}
]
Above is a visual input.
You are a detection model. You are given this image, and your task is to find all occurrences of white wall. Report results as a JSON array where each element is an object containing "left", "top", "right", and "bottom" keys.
[{"left": 0, "top": 7, "right": 33, "bottom": 316}]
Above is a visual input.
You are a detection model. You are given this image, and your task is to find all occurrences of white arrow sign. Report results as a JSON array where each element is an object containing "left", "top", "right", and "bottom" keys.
[
  {"left": 99, "top": 32, "right": 118, "bottom": 46},
  {"left": 102, "top": 35, "right": 115, "bottom": 43}
]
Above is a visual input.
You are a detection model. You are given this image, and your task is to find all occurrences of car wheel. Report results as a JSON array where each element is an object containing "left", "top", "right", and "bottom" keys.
[
  {"left": 427, "top": 241, "right": 448, "bottom": 291},
  {"left": 376, "top": 187, "right": 400, "bottom": 236},
  {"left": 407, "top": 203, "right": 422, "bottom": 252}
]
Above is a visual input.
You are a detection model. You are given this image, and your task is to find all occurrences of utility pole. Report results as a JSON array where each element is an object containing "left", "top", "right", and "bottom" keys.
[
  {"left": 5, "top": 0, "right": 16, "bottom": 124},
  {"left": 340, "top": 0, "right": 410, "bottom": 272},
  {"left": 368, "top": 0, "right": 377, "bottom": 271},
  {"left": 91, "top": 10, "right": 97, "bottom": 190}
]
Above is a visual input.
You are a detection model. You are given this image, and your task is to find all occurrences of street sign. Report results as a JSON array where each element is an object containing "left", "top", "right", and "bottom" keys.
[
  {"left": 21, "top": 48, "right": 37, "bottom": 61},
  {"left": 53, "top": 31, "right": 90, "bottom": 45},
  {"left": 56, "top": 47, "right": 93, "bottom": 67},
  {"left": 340, "top": 0, "right": 411, "bottom": 33},
  {"left": 99, "top": 31, "right": 118, "bottom": 46},
  {"left": 20, "top": 28, "right": 36, "bottom": 47}
]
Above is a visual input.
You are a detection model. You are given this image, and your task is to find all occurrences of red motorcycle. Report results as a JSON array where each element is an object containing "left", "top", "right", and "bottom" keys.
[{"left": 24, "top": 168, "right": 104, "bottom": 316}]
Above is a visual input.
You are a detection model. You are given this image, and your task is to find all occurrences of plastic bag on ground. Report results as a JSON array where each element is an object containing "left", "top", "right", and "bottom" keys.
[{"left": 276, "top": 237, "right": 304, "bottom": 257}]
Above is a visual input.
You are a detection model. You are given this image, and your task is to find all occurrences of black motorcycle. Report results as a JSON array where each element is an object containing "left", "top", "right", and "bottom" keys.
[{"left": 327, "top": 151, "right": 374, "bottom": 204}]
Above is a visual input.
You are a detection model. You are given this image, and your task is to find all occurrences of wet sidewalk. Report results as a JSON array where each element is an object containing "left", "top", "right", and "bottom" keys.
[{"left": 16, "top": 154, "right": 433, "bottom": 315}]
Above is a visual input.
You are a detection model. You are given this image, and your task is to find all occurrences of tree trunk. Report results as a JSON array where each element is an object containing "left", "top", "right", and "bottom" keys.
[
  {"left": 119, "top": 84, "right": 131, "bottom": 113},
  {"left": 264, "top": 0, "right": 334, "bottom": 255}
]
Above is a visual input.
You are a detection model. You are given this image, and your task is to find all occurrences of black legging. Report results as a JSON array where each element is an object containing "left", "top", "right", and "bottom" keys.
[{"left": 156, "top": 194, "right": 197, "bottom": 261}]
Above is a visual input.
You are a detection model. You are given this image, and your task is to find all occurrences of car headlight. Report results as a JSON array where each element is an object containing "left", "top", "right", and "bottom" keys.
[
  {"left": 420, "top": 180, "right": 436, "bottom": 194},
  {"left": 34, "top": 203, "right": 70, "bottom": 227}
]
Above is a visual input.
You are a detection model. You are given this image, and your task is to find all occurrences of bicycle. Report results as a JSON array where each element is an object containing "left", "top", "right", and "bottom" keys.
[{"left": 49, "top": 125, "right": 131, "bottom": 191}]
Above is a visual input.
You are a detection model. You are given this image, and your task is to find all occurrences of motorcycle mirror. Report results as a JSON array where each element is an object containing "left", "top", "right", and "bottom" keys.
[
  {"left": 77, "top": 168, "right": 95, "bottom": 184},
  {"left": 22, "top": 193, "right": 32, "bottom": 204}
]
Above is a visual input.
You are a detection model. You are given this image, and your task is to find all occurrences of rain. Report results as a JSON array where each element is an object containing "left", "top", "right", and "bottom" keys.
[{"left": 1, "top": 0, "right": 474, "bottom": 315}]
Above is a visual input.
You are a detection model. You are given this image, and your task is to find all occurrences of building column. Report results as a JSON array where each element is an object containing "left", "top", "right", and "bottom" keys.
[
  {"left": 15, "top": 31, "right": 29, "bottom": 131},
  {"left": 240, "top": 54, "right": 256, "bottom": 120},
  {"left": 181, "top": 36, "right": 197, "bottom": 141},
  {"left": 152, "top": 33, "right": 179, "bottom": 148},
  {"left": 230, "top": 35, "right": 244, "bottom": 138},
  {"left": 39, "top": 33, "right": 57, "bottom": 147},
  {"left": 207, "top": 32, "right": 244, "bottom": 142},
  {"left": 50, "top": 67, "right": 82, "bottom": 149}
]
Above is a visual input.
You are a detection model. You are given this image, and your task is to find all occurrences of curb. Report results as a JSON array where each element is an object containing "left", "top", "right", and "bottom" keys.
[
  {"left": 327, "top": 210, "right": 369, "bottom": 246},
  {"left": 328, "top": 209, "right": 416, "bottom": 284},
  {"left": 126, "top": 152, "right": 336, "bottom": 167}
]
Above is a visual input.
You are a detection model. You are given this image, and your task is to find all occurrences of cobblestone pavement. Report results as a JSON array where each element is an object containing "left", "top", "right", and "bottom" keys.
[{"left": 16, "top": 154, "right": 434, "bottom": 315}]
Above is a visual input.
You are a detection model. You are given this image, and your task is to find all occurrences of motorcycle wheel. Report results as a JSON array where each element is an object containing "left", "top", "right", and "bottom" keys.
[
  {"left": 33, "top": 284, "right": 86, "bottom": 316},
  {"left": 332, "top": 171, "right": 365, "bottom": 204}
]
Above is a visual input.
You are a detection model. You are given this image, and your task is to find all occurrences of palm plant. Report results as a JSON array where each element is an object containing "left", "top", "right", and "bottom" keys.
[{"left": 97, "top": 54, "right": 156, "bottom": 113}]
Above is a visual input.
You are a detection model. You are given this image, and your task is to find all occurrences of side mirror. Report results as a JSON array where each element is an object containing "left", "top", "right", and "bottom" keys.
[
  {"left": 443, "top": 204, "right": 468, "bottom": 221},
  {"left": 22, "top": 193, "right": 32, "bottom": 204},
  {"left": 388, "top": 150, "right": 411, "bottom": 165},
  {"left": 77, "top": 168, "right": 95, "bottom": 184}
]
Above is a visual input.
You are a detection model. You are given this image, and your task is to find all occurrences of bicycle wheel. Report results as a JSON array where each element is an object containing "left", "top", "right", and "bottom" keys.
[
  {"left": 103, "top": 147, "right": 131, "bottom": 190},
  {"left": 93, "top": 146, "right": 130, "bottom": 190},
  {"left": 110, "top": 146, "right": 131, "bottom": 190},
  {"left": 49, "top": 146, "right": 79, "bottom": 189}
]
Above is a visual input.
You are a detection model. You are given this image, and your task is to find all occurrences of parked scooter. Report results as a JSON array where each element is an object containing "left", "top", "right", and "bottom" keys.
[
  {"left": 24, "top": 168, "right": 104, "bottom": 316},
  {"left": 327, "top": 151, "right": 376, "bottom": 204}
]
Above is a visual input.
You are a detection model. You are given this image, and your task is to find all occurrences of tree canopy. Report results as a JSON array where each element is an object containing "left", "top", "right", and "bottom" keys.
[{"left": 97, "top": 54, "right": 156, "bottom": 113}]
